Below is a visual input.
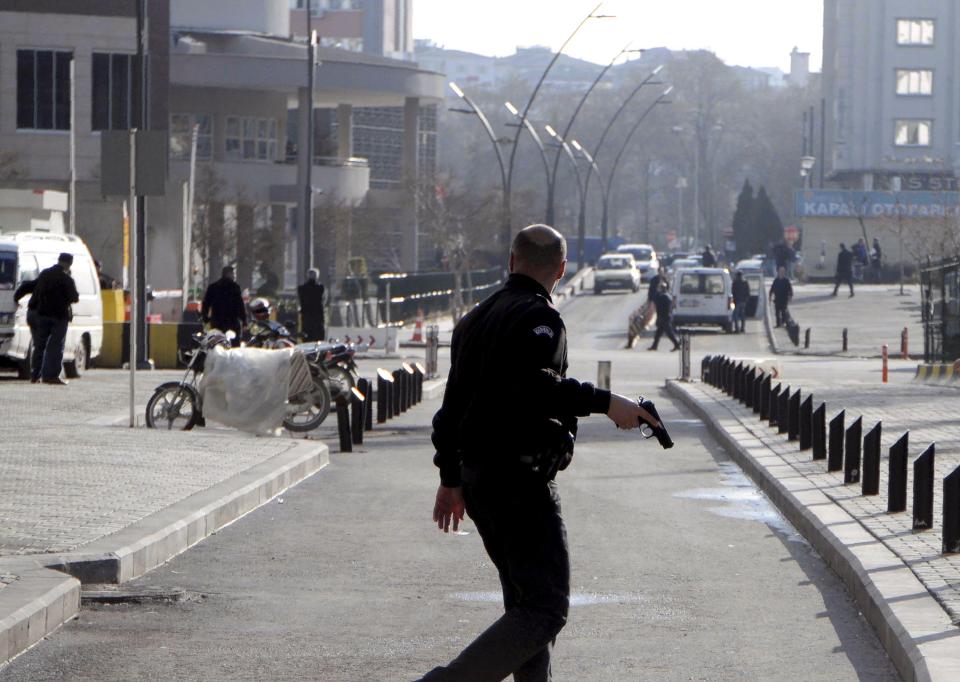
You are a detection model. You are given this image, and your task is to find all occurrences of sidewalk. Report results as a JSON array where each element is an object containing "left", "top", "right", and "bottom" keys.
[
  {"left": 670, "top": 355, "right": 960, "bottom": 681},
  {"left": 769, "top": 283, "right": 924, "bottom": 358},
  {"left": 0, "top": 370, "right": 330, "bottom": 665}
]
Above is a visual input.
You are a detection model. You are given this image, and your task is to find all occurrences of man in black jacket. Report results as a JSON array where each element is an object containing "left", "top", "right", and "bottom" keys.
[
  {"left": 201, "top": 266, "right": 246, "bottom": 340},
  {"left": 701, "top": 245, "right": 717, "bottom": 267},
  {"left": 31, "top": 252, "right": 79, "bottom": 384},
  {"left": 297, "top": 268, "right": 326, "bottom": 342},
  {"left": 422, "top": 225, "right": 657, "bottom": 682},
  {"left": 769, "top": 266, "right": 793, "bottom": 327},
  {"left": 832, "top": 243, "right": 855, "bottom": 297},
  {"left": 648, "top": 280, "right": 680, "bottom": 351},
  {"left": 731, "top": 271, "right": 751, "bottom": 333}
]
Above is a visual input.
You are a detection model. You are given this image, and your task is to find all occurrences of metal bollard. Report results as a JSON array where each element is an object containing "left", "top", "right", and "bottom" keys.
[
  {"left": 597, "top": 361, "right": 612, "bottom": 391},
  {"left": 336, "top": 396, "right": 352, "bottom": 453},
  {"left": 350, "top": 386, "right": 365, "bottom": 446},
  {"left": 701, "top": 355, "right": 712, "bottom": 383},
  {"left": 768, "top": 383, "right": 781, "bottom": 427},
  {"left": 401, "top": 363, "right": 415, "bottom": 411},
  {"left": 413, "top": 363, "right": 425, "bottom": 403},
  {"left": 392, "top": 369, "right": 403, "bottom": 416},
  {"left": 844, "top": 416, "right": 863, "bottom": 484},
  {"left": 743, "top": 367, "right": 755, "bottom": 407},
  {"left": 377, "top": 368, "right": 393, "bottom": 424},
  {"left": 842, "top": 327, "right": 848, "bottom": 352},
  {"left": 680, "top": 333, "right": 691, "bottom": 381},
  {"left": 913, "top": 444, "right": 935, "bottom": 531},
  {"left": 942, "top": 465, "right": 960, "bottom": 553},
  {"left": 777, "top": 387, "right": 791, "bottom": 434},
  {"left": 812, "top": 403, "right": 826, "bottom": 460},
  {"left": 888, "top": 432, "right": 909, "bottom": 513},
  {"left": 799, "top": 395, "right": 813, "bottom": 450},
  {"left": 759, "top": 374, "right": 772, "bottom": 420},
  {"left": 828, "top": 410, "right": 845, "bottom": 472},
  {"left": 752, "top": 372, "right": 764, "bottom": 414},
  {"left": 882, "top": 344, "right": 889, "bottom": 384},
  {"left": 804, "top": 328, "right": 811, "bottom": 349},
  {"left": 862, "top": 422, "right": 882, "bottom": 495},
  {"left": 788, "top": 389, "right": 801, "bottom": 441},
  {"left": 362, "top": 378, "right": 374, "bottom": 431},
  {"left": 901, "top": 327, "right": 909, "bottom": 360}
]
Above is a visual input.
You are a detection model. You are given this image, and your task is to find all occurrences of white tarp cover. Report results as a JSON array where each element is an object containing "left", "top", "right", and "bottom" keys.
[{"left": 200, "top": 346, "right": 293, "bottom": 434}]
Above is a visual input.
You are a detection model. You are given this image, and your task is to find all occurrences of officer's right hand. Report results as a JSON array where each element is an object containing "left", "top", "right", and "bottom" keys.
[{"left": 607, "top": 393, "right": 660, "bottom": 430}]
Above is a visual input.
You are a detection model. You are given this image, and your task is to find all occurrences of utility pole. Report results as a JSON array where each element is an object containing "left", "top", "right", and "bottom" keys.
[
  {"left": 133, "top": 0, "right": 150, "bottom": 369},
  {"left": 304, "top": 1, "right": 316, "bottom": 274}
]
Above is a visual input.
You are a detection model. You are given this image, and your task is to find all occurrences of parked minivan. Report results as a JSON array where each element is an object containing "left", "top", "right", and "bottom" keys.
[
  {"left": 671, "top": 267, "right": 734, "bottom": 333},
  {"left": 0, "top": 232, "right": 103, "bottom": 379}
]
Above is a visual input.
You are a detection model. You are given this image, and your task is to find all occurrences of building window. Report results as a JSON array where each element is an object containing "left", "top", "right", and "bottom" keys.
[
  {"left": 897, "top": 19, "right": 934, "bottom": 46},
  {"left": 225, "top": 116, "right": 277, "bottom": 161},
  {"left": 896, "top": 69, "right": 933, "bottom": 96},
  {"left": 170, "top": 113, "right": 212, "bottom": 160},
  {"left": 92, "top": 53, "right": 133, "bottom": 130},
  {"left": 16, "top": 49, "right": 72, "bottom": 130},
  {"left": 894, "top": 119, "right": 932, "bottom": 146}
]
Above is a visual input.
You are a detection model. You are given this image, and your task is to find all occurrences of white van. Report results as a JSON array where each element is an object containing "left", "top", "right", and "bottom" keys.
[
  {"left": 0, "top": 232, "right": 103, "bottom": 379},
  {"left": 671, "top": 267, "right": 734, "bottom": 333}
]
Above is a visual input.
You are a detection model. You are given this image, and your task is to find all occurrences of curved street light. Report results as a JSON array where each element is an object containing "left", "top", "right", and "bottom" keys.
[
  {"left": 545, "top": 124, "right": 587, "bottom": 265},
  {"left": 448, "top": 81, "right": 510, "bottom": 239},
  {"left": 571, "top": 139, "right": 608, "bottom": 263},
  {"left": 601, "top": 86, "right": 674, "bottom": 251},
  {"left": 502, "top": 2, "right": 613, "bottom": 258},
  {"left": 505, "top": 101, "right": 552, "bottom": 206},
  {"left": 545, "top": 42, "right": 641, "bottom": 227}
]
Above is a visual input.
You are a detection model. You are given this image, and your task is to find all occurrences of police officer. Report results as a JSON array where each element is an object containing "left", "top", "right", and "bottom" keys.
[
  {"left": 201, "top": 265, "right": 246, "bottom": 341},
  {"left": 31, "top": 252, "right": 79, "bottom": 385},
  {"left": 421, "top": 224, "right": 658, "bottom": 682},
  {"left": 297, "top": 268, "right": 326, "bottom": 342}
]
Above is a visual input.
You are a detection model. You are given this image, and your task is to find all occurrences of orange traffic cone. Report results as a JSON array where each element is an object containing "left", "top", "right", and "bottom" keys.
[{"left": 412, "top": 309, "right": 425, "bottom": 343}]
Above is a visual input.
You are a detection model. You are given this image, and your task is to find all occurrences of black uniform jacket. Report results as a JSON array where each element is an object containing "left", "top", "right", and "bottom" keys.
[
  {"left": 769, "top": 277, "right": 793, "bottom": 303},
  {"left": 298, "top": 281, "right": 326, "bottom": 318},
  {"left": 431, "top": 274, "right": 611, "bottom": 488},
  {"left": 14, "top": 279, "right": 38, "bottom": 310},
  {"left": 33, "top": 265, "right": 79, "bottom": 320},
  {"left": 652, "top": 290, "right": 673, "bottom": 327},
  {"left": 732, "top": 278, "right": 751, "bottom": 304},
  {"left": 201, "top": 277, "right": 246, "bottom": 330},
  {"left": 836, "top": 249, "right": 853, "bottom": 275}
]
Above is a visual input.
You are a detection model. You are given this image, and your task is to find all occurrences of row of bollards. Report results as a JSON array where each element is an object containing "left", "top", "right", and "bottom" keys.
[
  {"left": 336, "top": 363, "right": 426, "bottom": 453},
  {"left": 702, "top": 355, "right": 959, "bottom": 554}
]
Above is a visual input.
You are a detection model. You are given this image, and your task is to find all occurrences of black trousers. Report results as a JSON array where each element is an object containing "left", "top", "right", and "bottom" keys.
[
  {"left": 833, "top": 272, "right": 854, "bottom": 295},
  {"left": 774, "top": 302, "right": 790, "bottom": 327},
  {"left": 650, "top": 322, "right": 679, "bottom": 349},
  {"left": 32, "top": 315, "right": 68, "bottom": 381},
  {"left": 421, "top": 467, "right": 570, "bottom": 682},
  {"left": 302, "top": 315, "right": 326, "bottom": 342}
]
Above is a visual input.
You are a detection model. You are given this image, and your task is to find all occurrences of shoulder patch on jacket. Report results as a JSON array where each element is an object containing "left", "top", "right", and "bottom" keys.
[{"left": 533, "top": 325, "right": 555, "bottom": 338}]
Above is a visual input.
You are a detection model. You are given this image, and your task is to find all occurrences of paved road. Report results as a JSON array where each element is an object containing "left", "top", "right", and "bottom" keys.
[{"left": 4, "top": 288, "right": 898, "bottom": 680}]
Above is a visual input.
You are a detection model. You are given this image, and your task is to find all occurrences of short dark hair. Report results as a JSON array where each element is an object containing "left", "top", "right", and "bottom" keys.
[
  {"left": 222, "top": 265, "right": 234, "bottom": 277},
  {"left": 58, "top": 252, "right": 74, "bottom": 265},
  {"left": 511, "top": 225, "right": 566, "bottom": 275}
]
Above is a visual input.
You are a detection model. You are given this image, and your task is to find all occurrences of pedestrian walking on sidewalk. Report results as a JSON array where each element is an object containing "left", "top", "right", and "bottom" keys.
[
  {"left": 769, "top": 266, "right": 793, "bottom": 327},
  {"left": 832, "top": 243, "right": 855, "bottom": 297},
  {"left": 648, "top": 280, "right": 680, "bottom": 351},
  {"left": 647, "top": 266, "right": 667, "bottom": 301},
  {"left": 731, "top": 271, "right": 750, "bottom": 333},
  {"left": 870, "top": 238, "right": 883, "bottom": 281},
  {"left": 201, "top": 265, "right": 246, "bottom": 341},
  {"left": 31, "top": 252, "right": 79, "bottom": 385},
  {"left": 422, "top": 224, "right": 659, "bottom": 682},
  {"left": 297, "top": 268, "right": 326, "bottom": 342}
]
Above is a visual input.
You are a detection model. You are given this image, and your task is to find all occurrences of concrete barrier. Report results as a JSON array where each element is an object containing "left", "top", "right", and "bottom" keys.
[{"left": 914, "top": 363, "right": 959, "bottom": 384}]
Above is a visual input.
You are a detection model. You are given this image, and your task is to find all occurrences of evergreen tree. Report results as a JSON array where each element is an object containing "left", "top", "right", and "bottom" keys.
[
  {"left": 731, "top": 180, "right": 754, "bottom": 258},
  {"left": 750, "top": 186, "right": 784, "bottom": 255}
]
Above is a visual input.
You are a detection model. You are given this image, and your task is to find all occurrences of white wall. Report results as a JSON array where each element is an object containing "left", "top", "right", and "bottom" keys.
[{"left": 171, "top": 0, "right": 289, "bottom": 36}]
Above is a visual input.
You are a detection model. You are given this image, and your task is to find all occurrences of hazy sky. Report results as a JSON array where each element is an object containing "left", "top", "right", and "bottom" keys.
[{"left": 413, "top": 0, "right": 824, "bottom": 72}]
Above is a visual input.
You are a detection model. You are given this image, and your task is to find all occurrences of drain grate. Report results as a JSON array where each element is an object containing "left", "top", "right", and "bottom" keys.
[{"left": 81, "top": 585, "right": 199, "bottom": 604}]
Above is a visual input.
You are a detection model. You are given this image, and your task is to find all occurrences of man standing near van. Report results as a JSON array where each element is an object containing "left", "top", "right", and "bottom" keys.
[
  {"left": 202, "top": 265, "right": 246, "bottom": 341},
  {"left": 31, "top": 252, "right": 79, "bottom": 385}
]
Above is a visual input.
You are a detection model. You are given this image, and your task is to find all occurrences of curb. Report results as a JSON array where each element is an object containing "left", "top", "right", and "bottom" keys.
[
  {"left": 37, "top": 440, "right": 329, "bottom": 584},
  {"left": 915, "top": 363, "right": 959, "bottom": 385},
  {"left": 666, "top": 379, "right": 960, "bottom": 682},
  {"left": 0, "top": 560, "right": 80, "bottom": 668}
]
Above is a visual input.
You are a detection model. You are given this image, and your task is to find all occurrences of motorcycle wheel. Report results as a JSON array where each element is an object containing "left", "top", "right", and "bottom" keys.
[
  {"left": 145, "top": 382, "right": 200, "bottom": 431},
  {"left": 283, "top": 380, "right": 332, "bottom": 432}
]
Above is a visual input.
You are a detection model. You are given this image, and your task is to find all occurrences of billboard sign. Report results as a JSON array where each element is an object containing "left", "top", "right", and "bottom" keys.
[{"left": 795, "top": 190, "right": 960, "bottom": 219}]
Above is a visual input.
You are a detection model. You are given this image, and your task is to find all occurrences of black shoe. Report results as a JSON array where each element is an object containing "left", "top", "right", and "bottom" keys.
[
  {"left": 671, "top": 345, "right": 680, "bottom": 352},
  {"left": 42, "top": 378, "right": 68, "bottom": 386},
  {"left": 647, "top": 346, "right": 658, "bottom": 351},
  {"left": 30, "top": 377, "right": 39, "bottom": 384},
  {"left": 849, "top": 292, "right": 855, "bottom": 297}
]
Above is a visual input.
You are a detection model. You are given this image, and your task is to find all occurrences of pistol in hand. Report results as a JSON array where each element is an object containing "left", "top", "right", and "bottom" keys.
[{"left": 638, "top": 396, "right": 674, "bottom": 449}]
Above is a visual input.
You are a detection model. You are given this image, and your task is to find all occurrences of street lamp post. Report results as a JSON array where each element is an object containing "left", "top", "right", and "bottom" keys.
[
  {"left": 505, "top": 101, "right": 552, "bottom": 211},
  {"left": 675, "top": 176, "right": 687, "bottom": 247},
  {"left": 544, "top": 125, "right": 586, "bottom": 265},
  {"left": 545, "top": 42, "right": 640, "bottom": 226},
  {"left": 571, "top": 139, "right": 607, "bottom": 264},
  {"left": 601, "top": 87, "right": 673, "bottom": 250}
]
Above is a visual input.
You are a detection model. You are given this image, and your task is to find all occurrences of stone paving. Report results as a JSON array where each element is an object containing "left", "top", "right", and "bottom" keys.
[
  {"left": 770, "top": 283, "right": 924, "bottom": 358},
  {"left": 0, "top": 370, "right": 301, "bottom": 557},
  {"left": 689, "top": 364, "right": 960, "bottom": 623}
]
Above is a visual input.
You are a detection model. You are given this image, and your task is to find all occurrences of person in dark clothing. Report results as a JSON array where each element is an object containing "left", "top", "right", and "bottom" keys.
[
  {"left": 773, "top": 241, "right": 795, "bottom": 277},
  {"left": 201, "top": 265, "right": 246, "bottom": 339},
  {"left": 31, "top": 253, "right": 79, "bottom": 384},
  {"left": 871, "top": 238, "right": 883, "bottom": 281},
  {"left": 255, "top": 262, "right": 280, "bottom": 298},
  {"left": 769, "top": 266, "right": 793, "bottom": 327},
  {"left": 422, "top": 225, "right": 658, "bottom": 682},
  {"left": 647, "top": 266, "right": 667, "bottom": 301},
  {"left": 94, "top": 260, "right": 117, "bottom": 290},
  {"left": 731, "top": 271, "right": 751, "bottom": 333},
  {"left": 297, "top": 268, "right": 326, "bottom": 342},
  {"left": 648, "top": 280, "right": 680, "bottom": 351},
  {"left": 700, "top": 245, "right": 717, "bottom": 268},
  {"left": 14, "top": 277, "right": 39, "bottom": 379},
  {"left": 832, "top": 243, "right": 855, "bottom": 297}
]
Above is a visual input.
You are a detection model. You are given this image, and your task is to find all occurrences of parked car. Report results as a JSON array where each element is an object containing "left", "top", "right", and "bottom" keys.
[
  {"left": 671, "top": 267, "right": 734, "bottom": 333},
  {"left": 616, "top": 243, "right": 659, "bottom": 281},
  {"left": 667, "top": 257, "right": 700, "bottom": 277},
  {"left": 594, "top": 253, "right": 641, "bottom": 294},
  {"left": 0, "top": 232, "right": 103, "bottom": 379}
]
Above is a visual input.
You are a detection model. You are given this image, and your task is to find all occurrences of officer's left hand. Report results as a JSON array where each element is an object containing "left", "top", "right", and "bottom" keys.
[{"left": 433, "top": 485, "right": 465, "bottom": 533}]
